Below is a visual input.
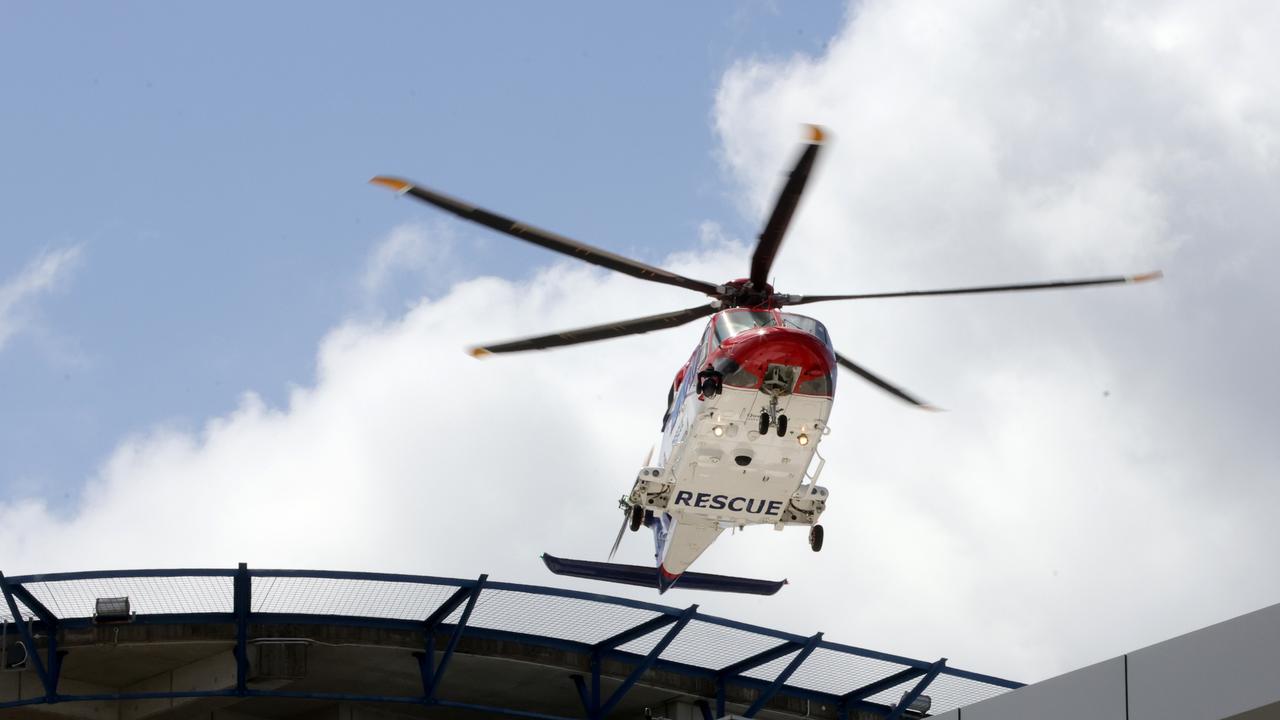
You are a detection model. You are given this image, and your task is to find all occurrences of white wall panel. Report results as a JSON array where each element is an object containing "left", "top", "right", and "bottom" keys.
[
  {"left": 1128, "top": 603, "right": 1280, "bottom": 720},
  {"left": 948, "top": 656, "right": 1127, "bottom": 720}
]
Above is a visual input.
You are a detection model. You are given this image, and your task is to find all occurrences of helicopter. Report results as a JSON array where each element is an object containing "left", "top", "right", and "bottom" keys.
[{"left": 372, "top": 125, "right": 1160, "bottom": 595}]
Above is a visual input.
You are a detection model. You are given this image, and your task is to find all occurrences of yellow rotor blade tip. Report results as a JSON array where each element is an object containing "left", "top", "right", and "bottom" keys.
[
  {"left": 369, "top": 176, "right": 412, "bottom": 193},
  {"left": 468, "top": 347, "right": 492, "bottom": 359},
  {"left": 806, "top": 124, "right": 827, "bottom": 144},
  {"left": 1131, "top": 270, "right": 1164, "bottom": 283}
]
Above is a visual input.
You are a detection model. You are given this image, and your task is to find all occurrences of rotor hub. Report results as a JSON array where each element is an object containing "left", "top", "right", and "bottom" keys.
[{"left": 719, "top": 278, "right": 776, "bottom": 309}]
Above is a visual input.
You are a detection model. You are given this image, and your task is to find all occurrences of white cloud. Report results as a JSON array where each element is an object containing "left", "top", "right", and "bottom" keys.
[
  {"left": 0, "top": 246, "right": 82, "bottom": 351},
  {"left": 710, "top": 0, "right": 1280, "bottom": 678},
  {"left": 360, "top": 222, "right": 453, "bottom": 300},
  {"left": 4, "top": 0, "right": 1280, "bottom": 687}
]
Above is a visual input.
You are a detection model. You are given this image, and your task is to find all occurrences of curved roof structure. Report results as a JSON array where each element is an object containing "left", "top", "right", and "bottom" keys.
[{"left": 0, "top": 565, "right": 1021, "bottom": 719}]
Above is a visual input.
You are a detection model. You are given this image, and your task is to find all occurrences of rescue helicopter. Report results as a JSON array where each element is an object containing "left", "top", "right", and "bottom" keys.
[{"left": 371, "top": 125, "right": 1160, "bottom": 595}]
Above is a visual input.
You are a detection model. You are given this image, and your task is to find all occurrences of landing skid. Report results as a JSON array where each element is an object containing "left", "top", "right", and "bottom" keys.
[{"left": 542, "top": 554, "right": 787, "bottom": 596}]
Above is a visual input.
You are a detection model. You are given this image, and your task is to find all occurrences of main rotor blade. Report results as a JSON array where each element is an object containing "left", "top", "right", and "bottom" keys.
[
  {"left": 608, "top": 512, "right": 628, "bottom": 561},
  {"left": 834, "top": 350, "right": 938, "bottom": 411},
  {"left": 783, "top": 271, "right": 1163, "bottom": 306},
  {"left": 371, "top": 177, "right": 720, "bottom": 296},
  {"left": 469, "top": 303, "right": 720, "bottom": 356},
  {"left": 750, "top": 125, "right": 826, "bottom": 289}
]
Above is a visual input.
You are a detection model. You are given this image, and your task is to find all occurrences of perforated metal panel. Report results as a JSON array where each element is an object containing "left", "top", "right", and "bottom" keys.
[{"left": 0, "top": 566, "right": 1023, "bottom": 717}]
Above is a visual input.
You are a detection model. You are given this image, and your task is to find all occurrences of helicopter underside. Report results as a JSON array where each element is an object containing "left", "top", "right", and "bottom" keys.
[{"left": 633, "top": 386, "right": 833, "bottom": 575}]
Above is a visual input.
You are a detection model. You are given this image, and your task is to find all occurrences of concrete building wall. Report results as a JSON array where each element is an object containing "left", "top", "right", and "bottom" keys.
[{"left": 932, "top": 603, "right": 1280, "bottom": 720}]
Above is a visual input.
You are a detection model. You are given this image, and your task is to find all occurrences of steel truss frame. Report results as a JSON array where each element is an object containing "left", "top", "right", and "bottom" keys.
[{"left": 0, "top": 565, "right": 1022, "bottom": 719}]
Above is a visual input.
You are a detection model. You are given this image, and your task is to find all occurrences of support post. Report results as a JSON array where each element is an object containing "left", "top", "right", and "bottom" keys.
[
  {"left": 719, "top": 639, "right": 804, "bottom": 678},
  {"left": 593, "top": 613, "right": 679, "bottom": 651},
  {"left": 714, "top": 638, "right": 805, "bottom": 718},
  {"left": 596, "top": 604, "right": 697, "bottom": 718},
  {"left": 6, "top": 582, "right": 59, "bottom": 698},
  {"left": 418, "top": 581, "right": 476, "bottom": 700},
  {"left": 0, "top": 573, "right": 53, "bottom": 700},
  {"left": 589, "top": 650, "right": 601, "bottom": 717},
  {"left": 424, "top": 575, "right": 486, "bottom": 701},
  {"left": 570, "top": 674, "right": 592, "bottom": 717},
  {"left": 742, "top": 632, "right": 822, "bottom": 718},
  {"left": 416, "top": 633, "right": 437, "bottom": 698},
  {"left": 884, "top": 658, "right": 946, "bottom": 720},
  {"left": 840, "top": 664, "right": 928, "bottom": 708},
  {"left": 233, "top": 563, "right": 251, "bottom": 694}
]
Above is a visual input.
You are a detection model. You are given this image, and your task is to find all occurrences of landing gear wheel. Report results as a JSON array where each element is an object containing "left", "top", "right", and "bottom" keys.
[
  {"left": 776, "top": 414, "right": 789, "bottom": 437},
  {"left": 700, "top": 377, "right": 719, "bottom": 398},
  {"left": 629, "top": 504, "right": 644, "bottom": 532},
  {"left": 808, "top": 524, "right": 824, "bottom": 552},
  {"left": 758, "top": 411, "right": 771, "bottom": 435}
]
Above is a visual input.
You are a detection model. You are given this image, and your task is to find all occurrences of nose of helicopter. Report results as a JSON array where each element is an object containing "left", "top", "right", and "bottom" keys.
[{"left": 720, "top": 327, "right": 835, "bottom": 395}]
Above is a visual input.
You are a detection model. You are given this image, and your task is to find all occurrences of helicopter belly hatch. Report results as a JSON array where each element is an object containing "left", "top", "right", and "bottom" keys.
[{"left": 646, "top": 386, "right": 832, "bottom": 528}]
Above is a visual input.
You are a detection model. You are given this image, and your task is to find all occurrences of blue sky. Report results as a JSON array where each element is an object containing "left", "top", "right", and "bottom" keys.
[{"left": 1, "top": 2, "right": 843, "bottom": 503}]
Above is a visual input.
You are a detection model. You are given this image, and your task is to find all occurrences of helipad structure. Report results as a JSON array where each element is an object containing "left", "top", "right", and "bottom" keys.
[{"left": 1, "top": 564, "right": 1022, "bottom": 719}]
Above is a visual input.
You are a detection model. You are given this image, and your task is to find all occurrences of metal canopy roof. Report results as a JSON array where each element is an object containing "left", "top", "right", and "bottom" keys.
[{"left": 0, "top": 565, "right": 1022, "bottom": 719}]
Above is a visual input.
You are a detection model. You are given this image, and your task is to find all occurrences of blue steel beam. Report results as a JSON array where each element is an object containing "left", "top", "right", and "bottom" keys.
[
  {"left": 3, "top": 563, "right": 1019, "bottom": 689},
  {"left": 718, "top": 639, "right": 804, "bottom": 677},
  {"left": 596, "top": 604, "right": 698, "bottom": 718},
  {"left": 5, "top": 585, "right": 55, "bottom": 626},
  {"left": 418, "top": 579, "right": 480, "bottom": 695},
  {"left": 593, "top": 612, "right": 679, "bottom": 650},
  {"left": 435, "top": 697, "right": 582, "bottom": 720},
  {"left": 940, "top": 665, "right": 1025, "bottom": 689},
  {"left": 424, "top": 584, "right": 477, "bottom": 629},
  {"left": 233, "top": 563, "right": 250, "bottom": 694},
  {"left": 5, "top": 568, "right": 234, "bottom": 584},
  {"left": 589, "top": 651, "right": 601, "bottom": 716},
  {"left": 884, "top": 658, "right": 946, "bottom": 720},
  {"left": 425, "top": 574, "right": 486, "bottom": 700},
  {"left": 6, "top": 582, "right": 60, "bottom": 694},
  {"left": 0, "top": 573, "right": 52, "bottom": 699},
  {"left": 715, "top": 638, "right": 804, "bottom": 718},
  {"left": 0, "top": 564, "right": 1023, "bottom": 717},
  {"left": 841, "top": 665, "right": 927, "bottom": 704},
  {"left": 569, "top": 674, "right": 591, "bottom": 715},
  {"left": 0, "top": 697, "right": 51, "bottom": 711},
  {"left": 413, "top": 646, "right": 434, "bottom": 700},
  {"left": 742, "top": 632, "right": 823, "bottom": 718},
  {"left": 252, "top": 568, "right": 467, "bottom": 587}
]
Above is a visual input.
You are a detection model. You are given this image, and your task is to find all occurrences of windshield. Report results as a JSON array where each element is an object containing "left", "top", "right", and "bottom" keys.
[
  {"left": 714, "top": 310, "right": 776, "bottom": 344},
  {"left": 779, "top": 313, "right": 832, "bottom": 346}
]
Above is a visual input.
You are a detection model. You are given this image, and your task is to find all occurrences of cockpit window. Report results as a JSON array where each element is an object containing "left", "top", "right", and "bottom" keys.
[
  {"left": 714, "top": 310, "right": 776, "bottom": 344},
  {"left": 779, "top": 313, "right": 832, "bottom": 346}
]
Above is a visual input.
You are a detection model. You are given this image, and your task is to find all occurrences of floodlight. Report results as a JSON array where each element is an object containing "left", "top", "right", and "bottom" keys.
[
  {"left": 94, "top": 596, "right": 133, "bottom": 624},
  {"left": 900, "top": 692, "right": 931, "bottom": 714}
]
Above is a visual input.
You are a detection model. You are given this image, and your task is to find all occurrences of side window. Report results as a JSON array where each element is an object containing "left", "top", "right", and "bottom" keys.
[
  {"left": 693, "top": 324, "right": 714, "bottom": 368},
  {"left": 713, "top": 315, "right": 730, "bottom": 345}
]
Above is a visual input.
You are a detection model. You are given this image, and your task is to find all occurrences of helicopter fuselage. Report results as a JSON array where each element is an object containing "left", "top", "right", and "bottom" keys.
[{"left": 629, "top": 306, "right": 835, "bottom": 591}]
